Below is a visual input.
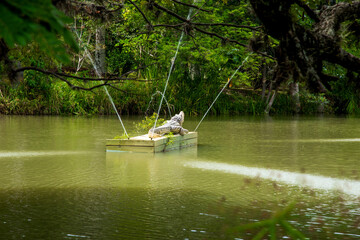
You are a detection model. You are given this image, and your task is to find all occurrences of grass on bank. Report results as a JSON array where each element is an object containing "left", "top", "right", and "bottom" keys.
[{"left": 0, "top": 70, "right": 355, "bottom": 116}]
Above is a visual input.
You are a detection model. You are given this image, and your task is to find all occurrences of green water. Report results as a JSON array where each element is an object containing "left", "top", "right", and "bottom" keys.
[{"left": 0, "top": 115, "right": 359, "bottom": 239}]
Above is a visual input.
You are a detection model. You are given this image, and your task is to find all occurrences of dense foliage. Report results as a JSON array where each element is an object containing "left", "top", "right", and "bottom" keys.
[
  {"left": 0, "top": 0, "right": 78, "bottom": 62},
  {"left": 0, "top": 0, "right": 359, "bottom": 115}
]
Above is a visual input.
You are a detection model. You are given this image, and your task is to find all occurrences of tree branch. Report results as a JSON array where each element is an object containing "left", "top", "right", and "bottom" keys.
[
  {"left": 255, "top": 51, "right": 275, "bottom": 60},
  {"left": 151, "top": 1, "right": 189, "bottom": 22},
  {"left": 192, "top": 22, "right": 261, "bottom": 31},
  {"left": 152, "top": 1, "right": 259, "bottom": 31},
  {"left": 193, "top": 26, "right": 247, "bottom": 47},
  {"left": 106, "top": 83, "right": 143, "bottom": 95},
  {"left": 153, "top": 24, "right": 274, "bottom": 59},
  {"left": 53, "top": 0, "right": 123, "bottom": 19},
  {"left": 128, "top": 0, "right": 153, "bottom": 29},
  {"left": 118, "top": 63, "right": 155, "bottom": 78},
  {"left": 151, "top": 0, "right": 263, "bottom": 49},
  {"left": 152, "top": 24, "right": 184, "bottom": 33},
  {"left": 315, "top": 1, "right": 360, "bottom": 38},
  {"left": 293, "top": 0, "right": 319, "bottom": 22},
  {"left": 322, "top": 45, "right": 360, "bottom": 74},
  {"left": 171, "top": 0, "right": 212, "bottom": 13},
  {"left": 153, "top": 23, "right": 184, "bottom": 28},
  {"left": 15, "top": 64, "right": 153, "bottom": 82},
  {"left": 13, "top": 67, "right": 148, "bottom": 94}
]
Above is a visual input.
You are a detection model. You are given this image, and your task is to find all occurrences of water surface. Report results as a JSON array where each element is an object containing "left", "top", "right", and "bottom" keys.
[{"left": 0, "top": 115, "right": 359, "bottom": 239}]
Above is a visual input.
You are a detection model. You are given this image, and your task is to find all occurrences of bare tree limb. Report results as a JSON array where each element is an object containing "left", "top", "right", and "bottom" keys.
[
  {"left": 193, "top": 26, "right": 248, "bottom": 47},
  {"left": 152, "top": 1, "right": 259, "bottom": 31},
  {"left": 152, "top": 1, "right": 190, "bottom": 22},
  {"left": 151, "top": 1, "right": 263, "bottom": 49},
  {"left": 106, "top": 83, "right": 143, "bottom": 95},
  {"left": 192, "top": 22, "right": 261, "bottom": 31},
  {"left": 294, "top": 0, "right": 319, "bottom": 22},
  {"left": 118, "top": 63, "right": 155, "bottom": 78},
  {"left": 189, "top": 0, "right": 208, "bottom": 20},
  {"left": 15, "top": 64, "right": 154, "bottom": 82},
  {"left": 128, "top": 0, "right": 153, "bottom": 29},
  {"left": 53, "top": 0, "right": 123, "bottom": 19},
  {"left": 314, "top": 1, "right": 360, "bottom": 38},
  {"left": 153, "top": 24, "right": 273, "bottom": 59},
  {"left": 13, "top": 67, "right": 131, "bottom": 81},
  {"left": 255, "top": 51, "right": 275, "bottom": 60},
  {"left": 12, "top": 67, "right": 148, "bottom": 95},
  {"left": 171, "top": 0, "right": 212, "bottom": 12},
  {"left": 153, "top": 23, "right": 184, "bottom": 28}
]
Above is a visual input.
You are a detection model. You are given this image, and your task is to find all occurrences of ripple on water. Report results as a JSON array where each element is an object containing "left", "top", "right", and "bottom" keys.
[
  {"left": 0, "top": 151, "right": 88, "bottom": 158},
  {"left": 184, "top": 160, "right": 360, "bottom": 197},
  {"left": 0, "top": 151, "right": 102, "bottom": 189}
]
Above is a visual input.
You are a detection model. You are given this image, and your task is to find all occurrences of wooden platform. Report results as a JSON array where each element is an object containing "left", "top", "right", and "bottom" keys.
[{"left": 106, "top": 132, "right": 198, "bottom": 153}]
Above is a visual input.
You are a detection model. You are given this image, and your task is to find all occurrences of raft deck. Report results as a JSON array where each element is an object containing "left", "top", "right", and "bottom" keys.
[{"left": 106, "top": 132, "right": 197, "bottom": 153}]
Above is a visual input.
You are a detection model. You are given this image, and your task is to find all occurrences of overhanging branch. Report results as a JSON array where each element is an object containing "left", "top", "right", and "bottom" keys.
[
  {"left": 128, "top": 0, "right": 153, "bottom": 29},
  {"left": 54, "top": 0, "right": 123, "bottom": 18},
  {"left": 315, "top": 1, "right": 360, "bottom": 37},
  {"left": 13, "top": 67, "right": 149, "bottom": 94},
  {"left": 171, "top": 0, "right": 212, "bottom": 13},
  {"left": 192, "top": 22, "right": 261, "bottom": 31},
  {"left": 293, "top": 0, "right": 319, "bottom": 22},
  {"left": 15, "top": 64, "right": 153, "bottom": 82},
  {"left": 151, "top": 1, "right": 189, "bottom": 22},
  {"left": 193, "top": 26, "right": 247, "bottom": 47}
]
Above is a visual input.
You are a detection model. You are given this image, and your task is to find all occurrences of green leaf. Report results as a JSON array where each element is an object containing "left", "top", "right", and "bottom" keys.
[
  {"left": 251, "top": 228, "right": 269, "bottom": 240},
  {"left": 0, "top": 0, "right": 77, "bottom": 62},
  {"left": 280, "top": 220, "right": 308, "bottom": 240}
]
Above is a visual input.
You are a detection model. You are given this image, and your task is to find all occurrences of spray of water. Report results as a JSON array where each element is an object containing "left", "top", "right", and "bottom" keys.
[
  {"left": 74, "top": 30, "right": 129, "bottom": 138},
  {"left": 194, "top": 54, "right": 251, "bottom": 132},
  {"left": 152, "top": 2, "right": 197, "bottom": 135},
  {"left": 185, "top": 160, "right": 360, "bottom": 197},
  {"left": 145, "top": 91, "right": 173, "bottom": 117}
]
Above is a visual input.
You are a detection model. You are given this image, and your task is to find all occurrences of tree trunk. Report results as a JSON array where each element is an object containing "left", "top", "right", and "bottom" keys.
[
  {"left": 0, "top": 39, "right": 23, "bottom": 86},
  {"left": 249, "top": 0, "right": 360, "bottom": 96},
  {"left": 95, "top": 26, "right": 106, "bottom": 77},
  {"left": 289, "top": 82, "right": 300, "bottom": 113},
  {"left": 261, "top": 65, "right": 267, "bottom": 100},
  {"left": 265, "top": 89, "right": 277, "bottom": 114},
  {"left": 266, "top": 80, "right": 273, "bottom": 104}
]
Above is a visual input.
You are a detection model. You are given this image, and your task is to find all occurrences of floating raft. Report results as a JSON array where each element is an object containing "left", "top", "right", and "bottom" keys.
[{"left": 106, "top": 132, "right": 198, "bottom": 153}]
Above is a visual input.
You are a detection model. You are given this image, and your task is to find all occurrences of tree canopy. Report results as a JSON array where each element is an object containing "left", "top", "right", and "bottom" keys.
[{"left": 0, "top": 0, "right": 360, "bottom": 115}]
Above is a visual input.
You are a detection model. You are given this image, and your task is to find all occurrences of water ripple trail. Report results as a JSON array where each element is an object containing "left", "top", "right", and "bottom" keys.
[
  {"left": 0, "top": 151, "right": 87, "bottom": 158},
  {"left": 184, "top": 161, "right": 360, "bottom": 197}
]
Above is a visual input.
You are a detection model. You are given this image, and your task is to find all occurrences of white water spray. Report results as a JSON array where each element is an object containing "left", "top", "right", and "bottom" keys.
[
  {"left": 146, "top": 91, "right": 173, "bottom": 117},
  {"left": 267, "top": 138, "right": 360, "bottom": 143},
  {"left": 185, "top": 161, "right": 360, "bottom": 197},
  {"left": 194, "top": 54, "right": 251, "bottom": 132},
  {"left": 74, "top": 30, "right": 129, "bottom": 138},
  {"left": 152, "top": 1, "right": 198, "bottom": 135}
]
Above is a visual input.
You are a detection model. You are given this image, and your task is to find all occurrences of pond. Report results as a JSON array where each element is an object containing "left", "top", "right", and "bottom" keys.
[{"left": 0, "top": 115, "right": 359, "bottom": 239}]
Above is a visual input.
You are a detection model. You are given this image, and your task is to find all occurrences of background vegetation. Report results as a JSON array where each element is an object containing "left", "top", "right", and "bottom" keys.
[{"left": 0, "top": 0, "right": 359, "bottom": 116}]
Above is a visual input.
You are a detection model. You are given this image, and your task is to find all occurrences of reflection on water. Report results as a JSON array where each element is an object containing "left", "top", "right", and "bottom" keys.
[
  {"left": 0, "top": 151, "right": 87, "bottom": 158},
  {"left": 0, "top": 115, "right": 360, "bottom": 239},
  {"left": 185, "top": 160, "right": 360, "bottom": 197},
  {"left": 268, "top": 138, "right": 360, "bottom": 143}
]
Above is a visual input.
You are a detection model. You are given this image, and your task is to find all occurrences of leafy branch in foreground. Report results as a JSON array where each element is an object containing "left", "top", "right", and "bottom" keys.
[
  {"left": 0, "top": 0, "right": 78, "bottom": 63},
  {"left": 231, "top": 203, "right": 308, "bottom": 240}
]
